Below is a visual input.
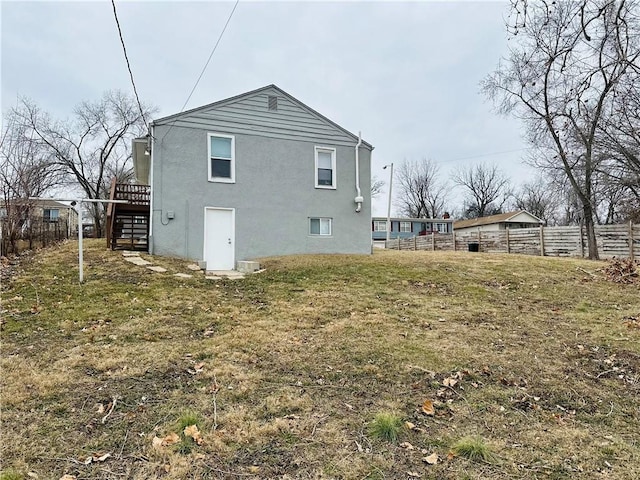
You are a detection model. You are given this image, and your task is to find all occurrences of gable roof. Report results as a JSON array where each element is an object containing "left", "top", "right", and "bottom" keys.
[
  {"left": 453, "top": 210, "right": 544, "bottom": 230},
  {"left": 1, "top": 199, "right": 73, "bottom": 209},
  {"left": 152, "top": 84, "right": 373, "bottom": 150}
]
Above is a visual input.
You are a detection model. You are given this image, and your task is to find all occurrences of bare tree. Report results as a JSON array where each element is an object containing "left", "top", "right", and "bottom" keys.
[
  {"left": 482, "top": 0, "right": 640, "bottom": 258},
  {"left": 0, "top": 105, "right": 61, "bottom": 253},
  {"left": 15, "top": 91, "right": 155, "bottom": 237},
  {"left": 452, "top": 163, "right": 511, "bottom": 219},
  {"left": 511, "top": 176, "right": 561, "bottom": 225},
  {"left": 371, "top": 176, "right": 385, "bottom": 199},
  {"left": 395, "top": 158, "right": 449, "bottom": 218}
]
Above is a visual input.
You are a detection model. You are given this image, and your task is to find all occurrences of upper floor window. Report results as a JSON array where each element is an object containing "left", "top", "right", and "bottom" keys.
[
  {"left": 373, "top": 220, "right": 387, "bottom": 232},
  {"left": 400, "top": 221, "right": 412, "bottom": 233},
  {"left": 315, "top": 147, "right": 336, "bottom": 189},
  {"left": 208, "top": 133, "right": 235, "bottom": 183}
]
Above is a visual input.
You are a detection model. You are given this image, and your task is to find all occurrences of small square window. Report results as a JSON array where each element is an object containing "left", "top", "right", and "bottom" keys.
[
  {"left": 310, "top": 217, "right": 332, "bottom": 236},
  {"left": 315, "top": 147, "right": 336, "bottom": 189},
  {"left": 400, "top": 221, "right": 412, "bottom": 233},
  {"left": 373, "top": 220, "right": 387, "bottom": 232},
  {"left": 208, "top": 133, "right": 235, "bottom": 183},
  {"left": 43, "top": 209, "right": 59, "bottom": 222}
]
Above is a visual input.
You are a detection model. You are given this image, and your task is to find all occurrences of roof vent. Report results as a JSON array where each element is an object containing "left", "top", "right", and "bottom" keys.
[{"left": 268, "top": 95, "right": 278, "bottom": 111}]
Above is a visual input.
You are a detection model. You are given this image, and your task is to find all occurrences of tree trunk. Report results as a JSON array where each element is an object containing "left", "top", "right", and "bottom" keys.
[{"left": 582, "top": 203, "right": 599, "bottom": 260}]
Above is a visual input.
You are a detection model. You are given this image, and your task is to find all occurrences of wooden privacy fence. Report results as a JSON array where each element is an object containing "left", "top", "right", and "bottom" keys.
[{"left": 385, "top": 222, "right": 639, "bottom": 260}]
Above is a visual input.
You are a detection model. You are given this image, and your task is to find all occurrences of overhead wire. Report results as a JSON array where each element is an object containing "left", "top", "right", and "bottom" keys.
[
  {"left": 111, "top": 0, "right": 149, "bottom": 129},
  {"left": 161, "top": 0, "right": 240, "bottom": 141}
]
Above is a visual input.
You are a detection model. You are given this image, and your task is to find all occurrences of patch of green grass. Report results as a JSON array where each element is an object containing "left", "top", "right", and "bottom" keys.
[
  {"left": 0, "top": 468, "right": 24, "bottom": 480},
  {"left": 0, "top": 470, "right": 24, "bottom": 480},
  {"left": 452, "top": 435, "right": 498, "bottom": 464},
  {"left": 369, "top": 412, "right": 403, "bottom": 442},
  {"left": 176, "top": 410, "right": 201, "bottom": 431}
]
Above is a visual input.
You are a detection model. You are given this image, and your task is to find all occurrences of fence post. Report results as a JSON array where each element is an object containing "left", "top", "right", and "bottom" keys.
[
  {"left": 539, "top": 225, "right": 545, "bottom": 256},
  {"left": 506, "top": 227, "right": 510, "bottom": 254},
  {"left": 452, "top": 231, "right": 456, "bottom": 252},
  {"left": 579, "top": 222, "right": 585, "bottom": 257},
  {"left": 432, "top": 232, "right": 435, "bottom": 251},
  {"left": 630, "top": 221, "right": 635, "bottom": 261},
  {"left": 477, "top": 228, "right": 481, "bottom": 252},
  {"left": 413, "top": 235, "right": 417, "bottom": 251},
  {"left": 397, "top": 237, "right": 401, "bottom": 250}
]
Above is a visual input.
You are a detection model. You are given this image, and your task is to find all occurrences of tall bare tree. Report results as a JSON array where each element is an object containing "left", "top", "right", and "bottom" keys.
[
  {"left": 15, "top": 91, "right": 155, "bottom": 237},
  {"left": 511, "top": 175, "right": 561, "bottom": 225},
  {"left": 482, "top": 0, "right": 640, "bottom": 258},
  {"left": 370, "top": 176, "right": 385, "bottom": 199},
  {"left": 395, "top": 158, "right": 449, "bottom": 218},
  {"left": 0, "top": 105, "right": 61, "bottom": 253},
  {"left": 452, "top": 163, "right": 511, "bottom": 219}
]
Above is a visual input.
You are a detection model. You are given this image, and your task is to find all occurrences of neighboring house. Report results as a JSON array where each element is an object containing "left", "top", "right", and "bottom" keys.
[
  {"left": 371, "top": 216, "right": 454, "bottom": 241},
  {"left": 0, "top": 199, "right": 78, "bottom": 232},
  {"left": 132, "top": 85, "right": 374, "bottom": 270},
  {"left": 453, "top": 210, "right": 544, "bottom": 234}
]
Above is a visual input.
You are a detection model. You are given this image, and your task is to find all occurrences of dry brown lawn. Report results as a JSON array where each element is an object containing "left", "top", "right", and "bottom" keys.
[{"left": 1, "top": 240, "right": 639, "bottom": 479}]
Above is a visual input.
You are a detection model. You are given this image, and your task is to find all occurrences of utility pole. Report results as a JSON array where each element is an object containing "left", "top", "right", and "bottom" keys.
[{"left": 383, "top": 163, "right": 394, "bottom": 243}]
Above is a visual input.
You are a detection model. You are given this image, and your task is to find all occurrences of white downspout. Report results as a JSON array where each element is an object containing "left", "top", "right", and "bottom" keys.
[{"left": 354, "top": 132, "right": 364, "bottom": 212}]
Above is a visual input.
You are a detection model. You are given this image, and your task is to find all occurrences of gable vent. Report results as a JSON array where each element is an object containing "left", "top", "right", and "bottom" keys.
[{"left": 268, "top": 95, "right": 278, "bottom": 111}]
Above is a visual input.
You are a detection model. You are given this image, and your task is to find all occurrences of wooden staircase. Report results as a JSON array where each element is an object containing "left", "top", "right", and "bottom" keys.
[{"left": 106, "top": 179, "right": 150, "bottom": 251}]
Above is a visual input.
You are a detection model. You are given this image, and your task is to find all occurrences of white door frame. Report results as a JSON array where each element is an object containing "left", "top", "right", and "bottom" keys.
[{"left": 203, "top": 207, "right": 235, "bottom": 270}]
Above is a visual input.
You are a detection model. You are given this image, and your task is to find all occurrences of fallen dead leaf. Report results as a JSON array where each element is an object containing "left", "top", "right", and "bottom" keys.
[
  {"left": 59, "top": 476, "right": 76, "bottom": 480},
  {"left": 248, "top": 466, "right": 260, "bottom": 473},
  {"left": 96, "top": 403, "right": 105, "bottom": 414},
  {"left": 423, "top": 452, "right": 439, "bottom": 465},
  {"left": 93, "top": 452, "right": 111, "bottom": 462},
  {"left": 405, "top": 421, "right": 416, "bottom": 430},
  {"left": 422, "top": 399, "right": 435, "bottom": 416},
  {"left": 443, "top": 377, "right": 458, "bottom": 387},
  {"left": 407, "top": 472, "right": 421, "bottom": 478},
  {"left": 152, "top": 431, "right": 181, "bottom": 450},
  {"left": 400, "top": 441, "right": 415, "bottom": 450},
  {"left": 184, "top": 424, "right": 203, "bottom": 445}
]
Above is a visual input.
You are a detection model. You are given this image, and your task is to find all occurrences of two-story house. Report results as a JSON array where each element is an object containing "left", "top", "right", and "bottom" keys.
[{"left": 133, "top": 85, "right": 374, "bottom": 270}]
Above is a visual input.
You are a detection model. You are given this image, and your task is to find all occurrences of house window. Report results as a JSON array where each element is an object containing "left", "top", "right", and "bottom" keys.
[
  {"left": 435, "top": 223, "right": 447, "bottom": 233},
  {"left": 315, "top": 147, "right": 336, "bottom": 189},
  {"left": 268, "top": 95, "right": 278, "bottom": 111},
  {"left": 208, "top": 133, "right": 235, "bottom": 183},
  {"left": 310, "top": 217, "right": 332, "bottom": 236},
  {"left": 373, "top": 220, "right": 387, "bottom": 232},
  {"left": 43, "top": 209, "right": 59, "bottom": 222},
  {"left": 400, "top": 221, "right": 412, "bottom": 233}
]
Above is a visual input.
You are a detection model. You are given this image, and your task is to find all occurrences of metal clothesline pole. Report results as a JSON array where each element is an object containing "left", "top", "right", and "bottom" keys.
[{"left": 29, "top": 197, "right": 129, "bottom": 283}]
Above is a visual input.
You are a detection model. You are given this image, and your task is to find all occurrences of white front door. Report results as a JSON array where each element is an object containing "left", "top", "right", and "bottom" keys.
[{"left": 204, "top": 208, "right": 235, "bottom": 270}]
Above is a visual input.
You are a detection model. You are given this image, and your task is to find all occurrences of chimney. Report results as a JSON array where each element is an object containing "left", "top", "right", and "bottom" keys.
[{"left": 443, "top": 212, "right": 450, "bottom": 219}]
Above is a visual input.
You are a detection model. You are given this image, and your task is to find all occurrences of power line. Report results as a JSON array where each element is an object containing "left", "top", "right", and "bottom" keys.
[
  {"left": 111, "top": 0, "right": 148, "bottom": 128},
  {"left": 162, "top": 0, "right": 240, "bottom": 141}
]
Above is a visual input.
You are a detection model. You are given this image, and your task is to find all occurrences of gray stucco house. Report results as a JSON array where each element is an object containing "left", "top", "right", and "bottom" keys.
[{"left": 133, "top": 85, "right": 373, "bottom": 270}]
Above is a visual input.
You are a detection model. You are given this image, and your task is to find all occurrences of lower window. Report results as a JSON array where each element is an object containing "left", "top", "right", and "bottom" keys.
[{"left": 310, "top": 217, "right": 332, "bottom": 236}]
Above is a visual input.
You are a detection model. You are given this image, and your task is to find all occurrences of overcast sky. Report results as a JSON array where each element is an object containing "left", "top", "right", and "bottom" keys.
[{"left": 1, "top": 0, "right": 537, "bottom": 216}]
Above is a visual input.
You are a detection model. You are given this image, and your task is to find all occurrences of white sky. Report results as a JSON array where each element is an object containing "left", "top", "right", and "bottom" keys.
[{"left": 1, "top": 0, "right": 537, "bottom": 216}]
